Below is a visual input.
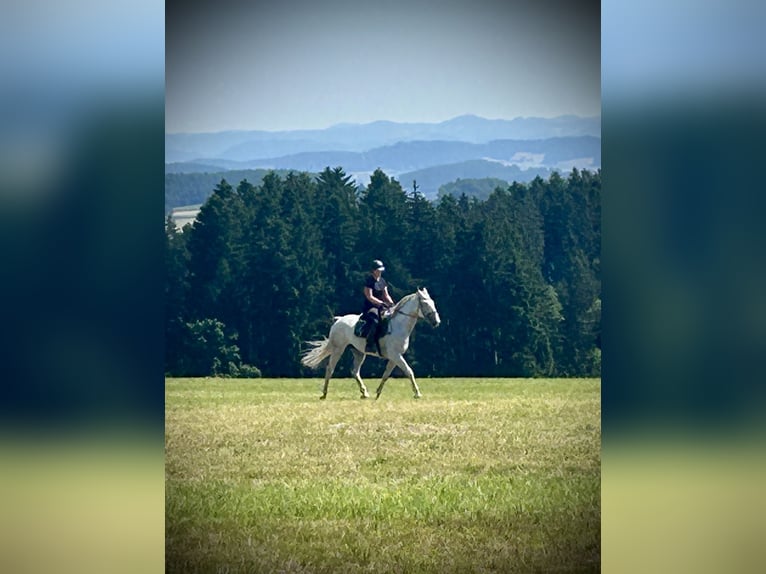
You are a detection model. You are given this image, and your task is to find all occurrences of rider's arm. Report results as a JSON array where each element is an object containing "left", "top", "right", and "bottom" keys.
[
  {"left": 364, "top": 286, "right": 386, "bottom": 307},
  {"left": 382, "top": 286, "right": 395, "bottom": 306}
]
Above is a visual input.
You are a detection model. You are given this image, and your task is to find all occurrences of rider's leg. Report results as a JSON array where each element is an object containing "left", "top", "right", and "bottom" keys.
[{"left": 365, "top": 308, "right": 380, "bottom": 352}]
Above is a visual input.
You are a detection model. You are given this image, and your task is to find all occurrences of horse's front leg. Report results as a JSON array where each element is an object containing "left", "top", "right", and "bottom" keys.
[
  {"left": 375, "top": 360, "right": 398, "bottom": 400},
  {"left": 393, "top": 355, "right": 421, "bottom": 399}
]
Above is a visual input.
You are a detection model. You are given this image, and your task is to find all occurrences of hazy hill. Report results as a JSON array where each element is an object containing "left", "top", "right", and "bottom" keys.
[
  {"left": 165, "top": 162, "right": 232, "bottom": 174},
  {"left": 437, "top": 178, "right": 520, "bottom": 201},
  {"left": 166, "top": 116, "right": 601, "bottom": 213},
  {"left": 397, "top": 160, "right": 554, "bottom": 199},
  {"left": 166, "top": 115, "right": 600, "bottom": 163},
  {"left": 168, "top": 136, "right": 600, "bottom": 176}
]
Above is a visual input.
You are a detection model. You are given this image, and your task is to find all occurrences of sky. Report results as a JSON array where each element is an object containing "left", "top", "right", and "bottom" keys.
[
  {"left": 602, "top": 0, "right": 766, "bottom": 105},
  {"left": 166, "top": 0, "right": 600, "bottom": 133}
]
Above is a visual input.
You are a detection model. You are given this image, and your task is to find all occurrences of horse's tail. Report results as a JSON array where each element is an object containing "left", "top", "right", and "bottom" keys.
[
  {"left": 301, "top": 316, "right": 346, "bottom": 369},
  {"left": 300, "top": 337, "right": 333, "bottom": 369}
]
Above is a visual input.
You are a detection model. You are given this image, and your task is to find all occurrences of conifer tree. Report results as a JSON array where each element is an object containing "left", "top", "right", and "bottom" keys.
[
  {"left": 357, "top": 169, "right": 411, "bottom": 296},
  {"left": 165, "top": 215, "right": 190, "bottom": 373},
  {"left": 316, "top": 167, "right": 360, "bottom": 313},
  {"left": 185, "top": 179, "right": 244, "bottom": 341}
]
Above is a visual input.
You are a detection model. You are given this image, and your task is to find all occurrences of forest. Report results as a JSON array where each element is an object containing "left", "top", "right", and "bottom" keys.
[{"left": 165, "top": 166, "right": 600, "bottom": 378}]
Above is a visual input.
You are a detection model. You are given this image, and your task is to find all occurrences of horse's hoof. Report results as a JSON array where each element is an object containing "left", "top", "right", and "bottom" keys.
[
  {"left": 413, "top": 394, "right": 422, "bottom": 399},
  {"left": 319, "top": 395, "right": 326, "bottom": 400},
  {"left": 360, "top": 394, "right": 369, "bottom": 399},
  {"left": 375, "top": 393, "right": 381, "bottom": 400}
]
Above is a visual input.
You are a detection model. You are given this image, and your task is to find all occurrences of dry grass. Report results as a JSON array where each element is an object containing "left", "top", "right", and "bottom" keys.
[{"left": 166, "top": 377, "right": 600, "bottom": 573}]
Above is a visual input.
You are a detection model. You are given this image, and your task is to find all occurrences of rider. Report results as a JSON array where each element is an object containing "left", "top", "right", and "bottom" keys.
[{"left": 362, "top": 259, "right": 395, "bottom": 354}]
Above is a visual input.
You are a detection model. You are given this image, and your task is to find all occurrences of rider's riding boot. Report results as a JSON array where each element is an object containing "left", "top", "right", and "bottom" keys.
[{"left": 365, "top": 328, "right": 378, "bottom": 354}]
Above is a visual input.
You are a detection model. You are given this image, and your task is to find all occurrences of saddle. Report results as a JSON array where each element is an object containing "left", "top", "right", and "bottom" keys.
[{"left": 353, "top": 310, "right": 392, "bottom": 339}]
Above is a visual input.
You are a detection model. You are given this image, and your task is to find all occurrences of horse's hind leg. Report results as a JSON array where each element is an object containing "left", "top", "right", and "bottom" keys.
[
  {"left": 320, "top": 347, "right": 342, "bottom": 400},
  {"left": 350, "top": 348, "right": 370, "bottom": 399},
  {"left": 375, "top": 360, "right": 398, "bottom": 400}
]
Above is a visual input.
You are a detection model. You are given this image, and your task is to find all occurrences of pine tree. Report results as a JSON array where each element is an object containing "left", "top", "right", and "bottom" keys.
[
  {"left": 397, "top": 187, "right": 442, "bottom": 374},
  {"left": 405, "top": 188, "right": 440, "bottom": 282},
  {"left": 446, "top": 194, "right": 490, "bottom": 375},
  {"left": 316, "top": 167, "right": 361, "bottom": 314},
  {"left": 271, "top": 171, "right": 326, "bottom": 374},
  {"left": 479, "top": 185, "right": 562, "bottom": 376},
  {"left": 185, "top": 179, "right": 243, "bottom": 324},
  {"left": 237, "top": 172, "right": 288, "bottom": 372},
  {"left": 539, "top": 170, "right": 601, "bottom": 374},
  {"left": 357, "top": 169, "right": 411, "bottom": 297},
  {"left": 165, "top": 215, "right": 190, "bottom": 374}
]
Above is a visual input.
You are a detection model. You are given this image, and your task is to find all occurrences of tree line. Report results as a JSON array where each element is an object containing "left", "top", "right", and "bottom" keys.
[
  {"left": 165, "top": 168, "right": 299, "bottom": 213},
  {"left": 165, "top": 166, "right": 600, "bottom": 378}
]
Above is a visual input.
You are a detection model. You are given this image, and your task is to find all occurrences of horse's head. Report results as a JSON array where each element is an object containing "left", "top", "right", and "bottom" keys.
[{"left": 417, "top": 287, "right": 441, "bottom": 328}]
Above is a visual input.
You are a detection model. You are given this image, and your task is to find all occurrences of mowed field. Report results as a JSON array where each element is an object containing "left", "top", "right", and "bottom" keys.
[{"left": 166, "top": 377, "right": 600, "bottom": 573}]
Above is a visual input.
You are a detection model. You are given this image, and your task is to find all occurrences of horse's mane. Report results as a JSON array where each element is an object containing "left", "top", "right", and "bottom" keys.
[{"left": 392, "top": 292, "right": 419, "bottom": 315}]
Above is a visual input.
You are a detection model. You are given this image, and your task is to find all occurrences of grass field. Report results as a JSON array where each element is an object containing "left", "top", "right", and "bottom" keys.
[{"left": 166, "top": 377, "right": 600, "bottom": 573}]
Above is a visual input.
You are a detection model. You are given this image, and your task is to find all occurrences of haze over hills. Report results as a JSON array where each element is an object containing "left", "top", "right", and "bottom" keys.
[
  {"left": 398, "top": 160, "right": 554, "bottom": 199},
  {"left": 166, "top": 114, "right": 601, "bottom": 163},
  {"left": 166, "top": 136, "right": 599, "bottom": 174},
  {"left": 165, "top": 114, "right": 601, "bottom": 210}
]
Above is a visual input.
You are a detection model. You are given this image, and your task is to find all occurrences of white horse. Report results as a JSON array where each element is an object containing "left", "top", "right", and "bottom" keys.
[{"left": 301, "top": 288, "right": 441, "bottom": 399}]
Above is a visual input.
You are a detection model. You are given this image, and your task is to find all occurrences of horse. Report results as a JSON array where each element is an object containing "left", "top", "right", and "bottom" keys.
[{"left": 301, "top": 288, "right": 441, "bottom": 400}]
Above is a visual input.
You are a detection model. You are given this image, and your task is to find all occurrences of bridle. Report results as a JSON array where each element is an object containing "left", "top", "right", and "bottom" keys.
[
  {"left": 420, "top": 300, "right": 439, "bottom": 326},
  {"left": 392, "top": 294, "right": 438, "bottom": 326}
]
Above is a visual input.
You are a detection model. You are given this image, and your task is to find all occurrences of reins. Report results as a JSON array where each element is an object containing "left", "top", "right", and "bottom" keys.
[
  {"left": 395, "top": 309, "right": 419, "bottom": 319},
  {"left": 389, "top": 293, "right": 421, "bottom": 319}
]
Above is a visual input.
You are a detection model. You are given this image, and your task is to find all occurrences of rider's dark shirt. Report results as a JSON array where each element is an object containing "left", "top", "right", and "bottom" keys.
[{"left": 363, "top": 274, "right": 387, "bottom": 312}]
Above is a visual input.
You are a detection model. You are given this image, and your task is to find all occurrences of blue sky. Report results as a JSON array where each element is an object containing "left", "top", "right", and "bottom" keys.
[
  {"left": 166, "top": 0, "right": 600, "bottom": 133},
  {"left": 602, "top": 0, "right": 766, "bottom": 104}
]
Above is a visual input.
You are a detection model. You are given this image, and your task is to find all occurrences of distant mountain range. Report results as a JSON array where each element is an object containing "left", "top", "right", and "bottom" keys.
[
  {"left": 166, "top": 136, "right": 599, "bottom": 175},
  {"left": 165, "top": 115, "right": 600, "bottom": 206},
  {"left": 166, "top": 114, "right": 600, "bottom": 163}
]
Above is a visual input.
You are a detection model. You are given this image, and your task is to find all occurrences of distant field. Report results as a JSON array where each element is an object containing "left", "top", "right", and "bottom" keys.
[{"left": 166, "top": 378, "right": 600, "bottom": 573}]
